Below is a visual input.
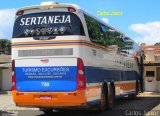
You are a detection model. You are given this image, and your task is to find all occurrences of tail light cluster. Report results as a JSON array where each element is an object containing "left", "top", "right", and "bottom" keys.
[
  {"left": 68, "top": 7, "right": 76, "bottom": 12},
  {"left": 16, "top": 10, "right": 24, "bottom": 16},
  {"left": 16, "top": 7, "right": 76, "bottom": 16},
  {"left": 77, "top": 58, "right": 86, "bottom": 90},
  {"left": 12, "top": 60, "right": 16, "bottom": 90}
]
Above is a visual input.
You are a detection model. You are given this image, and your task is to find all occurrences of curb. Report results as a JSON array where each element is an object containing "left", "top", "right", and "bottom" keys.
[{"left": 138, "top": 92, "right": 160, "bottom": 97}]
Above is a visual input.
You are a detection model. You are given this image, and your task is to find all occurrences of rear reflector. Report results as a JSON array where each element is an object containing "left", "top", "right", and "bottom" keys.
[
  {"left": 12, "top": 60, "right": 16, "bottom": 90},
  {"left": 40, "top": 58, "right": 49, "bottom": 63}
]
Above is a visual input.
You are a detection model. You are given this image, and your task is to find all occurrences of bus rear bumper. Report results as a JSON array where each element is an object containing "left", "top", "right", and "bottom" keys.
[{"left": 12, "top": 90, "right": 87, "bottom": 108}]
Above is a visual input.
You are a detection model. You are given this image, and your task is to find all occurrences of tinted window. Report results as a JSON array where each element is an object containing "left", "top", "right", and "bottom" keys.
[
  {"left": 146, "top": 71, "right": 155, "bottom": 77},
  {"left": 84, "top": 14, "right": 125, "bottom": 48},
  {"left": 13, "top": 12, "right": 85, "bottom": 38},
  {"left": 123, "top": 37, "right": 134, "bottom": 49}
]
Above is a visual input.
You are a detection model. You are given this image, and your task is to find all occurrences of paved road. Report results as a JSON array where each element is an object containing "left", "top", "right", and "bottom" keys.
[{"left": 1, "top": 94, "right": 160, "bottom": 116}]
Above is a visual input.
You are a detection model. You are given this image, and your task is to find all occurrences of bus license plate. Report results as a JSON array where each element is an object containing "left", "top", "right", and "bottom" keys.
[{"left": 40, "top": 96, "right": 52, "bottom": 100}]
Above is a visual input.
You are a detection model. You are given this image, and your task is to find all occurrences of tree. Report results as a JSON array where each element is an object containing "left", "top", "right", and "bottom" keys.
[
  {"left": 155, "top": 42, "right": 160, "bottom": 46},
  {"left": 0, "top": 39, "right": 11, "bottom": 55},
  {"left": 140, "top": 43, "right": 146, "bottom": 46}
]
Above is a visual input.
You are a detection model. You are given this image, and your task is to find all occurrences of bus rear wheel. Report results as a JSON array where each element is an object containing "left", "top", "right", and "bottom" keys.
[
  {"left": 100, "top": 86, "right": 107, "bottom": 111},
  {"left": 106, "top": 85, "right": 114, "bottom": 110},
  {"left": 98, "top": 84, "right": 114, "bottom": 112}
]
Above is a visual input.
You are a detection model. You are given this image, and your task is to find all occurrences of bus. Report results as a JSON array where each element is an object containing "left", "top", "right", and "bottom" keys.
[{"left": 12, "top": 2, "right": 143, "bottom": 113}]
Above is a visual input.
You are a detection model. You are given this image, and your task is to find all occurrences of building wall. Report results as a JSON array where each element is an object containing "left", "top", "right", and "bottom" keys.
[
  {"left": 0, "top": 55, "right": 11, "bottom": 63},
  {"left": 1, "top": 68, "right": 12, "bottom": 90},
  {"left": 142, "top": 45, "right": 160, "bottom": 92},
  {"left": 0, "top": 68, "right": 2, "bottom": 91},
  {"left": 144, "top": 67, "right": 157, "bottom": 79},
  {"left": 0, "top": 55, "right": 11, "bottom": 91},
  {"left": 157, "top": 67, "right": 160, "bottom": 79},
  {"left": 145, "top": 51, "right": 155, "bottom": 62},
  {"left": 155, "top": 56, "right": 160, "bottom": 62},
  {"left": 157, "top": 67, "right": 160, "bottom": 92},
  {"left": 144, "top": 66, "right": 158, "bottom": 91}
]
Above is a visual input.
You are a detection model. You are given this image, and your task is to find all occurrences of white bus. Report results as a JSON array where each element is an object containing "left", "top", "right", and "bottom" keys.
[{"left": 12, "top": 2, "right": 142, "bottom": 113}]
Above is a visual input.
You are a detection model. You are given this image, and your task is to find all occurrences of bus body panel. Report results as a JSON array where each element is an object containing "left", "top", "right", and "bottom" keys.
[
  {"left": 12, "top": 90, "right": 87, "bottom": 107},
  {"left": 12, "top": 3, "right": 141, "bottom": 109},
  {"left": 12, "top": 40, "right": 138, "bottom": 107},
  {"left": 15, "top": 58, "right": 77, "bottom": 92}
]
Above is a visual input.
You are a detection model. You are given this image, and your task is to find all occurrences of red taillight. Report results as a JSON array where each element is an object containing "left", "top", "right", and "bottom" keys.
[
  {"left": 68, "top": 7, "right": 76, "bottom": 12},
  {"left": 16, "top": 10, "right": 24, "bottom": 16},
  {"left": 77, "top": 58, "right": 86, "bottom": 90},
  {"left": 12, "top": 60, "right": 16, "bottom": 90}
]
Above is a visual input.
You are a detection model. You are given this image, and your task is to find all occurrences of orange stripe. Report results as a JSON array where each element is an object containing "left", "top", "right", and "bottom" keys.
[
  {"left": 12, "top": 42, "right": 113, "bottom": 52},
  {"left": 86, "top": 85, "right": 101, "bottom": 98},
  {"left": 12, "top": 40, "right": 87, "bottom": 44},
  {"left": 12, "top": 40, "right": 113, "bottom": 51},
  {"left": 12, "top": 44, "right": 87, "bottom": 48},
  {"left": 122, "top": 83, "right": 136, "bottom": 90},
  {"left": 87, "top": 85, "right": 101, "bottom": 90},
  {"left": 116, "top": 82, "right": 136, "bottom": 91},
  {"left": 12, "top": 44, "right": 112, "bottom": 52}
]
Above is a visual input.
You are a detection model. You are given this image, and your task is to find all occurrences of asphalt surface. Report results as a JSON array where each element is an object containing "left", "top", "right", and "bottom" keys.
[{"left": 1, "top": 95, "right": 160, "bottom": 116}]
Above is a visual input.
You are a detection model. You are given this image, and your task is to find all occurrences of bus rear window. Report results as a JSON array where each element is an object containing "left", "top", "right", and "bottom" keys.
[{"left": 12, "top": 12, "right": 85, "bottom": 38}]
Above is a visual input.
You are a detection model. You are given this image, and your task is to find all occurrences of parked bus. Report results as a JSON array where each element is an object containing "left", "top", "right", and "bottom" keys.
[{"left": 12, "top": 2, "right": 143, "bottom": 113}]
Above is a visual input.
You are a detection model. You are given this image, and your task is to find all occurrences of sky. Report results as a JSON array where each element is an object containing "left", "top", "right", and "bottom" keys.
[{"left": 0, "top": 0, "right": 160, "bottom": 45}]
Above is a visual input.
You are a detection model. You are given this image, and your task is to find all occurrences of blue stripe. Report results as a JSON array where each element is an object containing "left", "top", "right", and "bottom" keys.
[
  {"left": 12, "top": 41, "right": 108, "bottom": 51},
  {"left": 12, "top": 42, "right": 86, "bottom": 46},
  {"left": 85, "top": 66, "right": 139, "bottom": 83}
]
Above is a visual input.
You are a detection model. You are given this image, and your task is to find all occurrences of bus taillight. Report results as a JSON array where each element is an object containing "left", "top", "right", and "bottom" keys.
[
  {"left": 16, "top": 10, "right": 24, "bottom": 16},
  {"left": 77, "top": 58, "right": 86, "bottom": 90},
  {"left": 68, "top": 7, "right": 76, "bottom": 12},
  {"left": 12, "top": 60, "right": 16, "bottom": 90}
]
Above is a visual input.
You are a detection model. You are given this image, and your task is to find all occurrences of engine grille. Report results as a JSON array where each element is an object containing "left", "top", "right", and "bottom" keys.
[{"left": 18, "top": 48, "right": 73, "bottom": 57}]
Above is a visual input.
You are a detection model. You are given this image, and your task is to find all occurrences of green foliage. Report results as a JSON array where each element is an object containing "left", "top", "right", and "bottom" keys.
[
  {"left": 85, "top": 15, "right": 125, "bottom": 48},
  {"left": 155, "top": 42, "right": 160, "bottom": 46},
  {"left": 123, "top": 37, "right": 134, "bottom": 50},
  {"left": 0, "top": 39, "right": 11, "bottom": 55}
]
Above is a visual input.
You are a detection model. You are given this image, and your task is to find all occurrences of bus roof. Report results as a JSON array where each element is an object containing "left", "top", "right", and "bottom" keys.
[
  {"left": 16, "top": 2, "right": 82, "bottom": 13},
  {"left": 16, "top": 2, "right": 126, "bottom": 39}
]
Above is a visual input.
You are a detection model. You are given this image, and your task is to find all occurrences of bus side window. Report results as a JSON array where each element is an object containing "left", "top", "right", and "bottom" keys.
[
  {"left": 84, "top": 14, "right": 101, "bottom": 44},
  {"left": 84, "top": 14, "right": 109, "bottom": 47},
  {"left": 84, "top": 13, "right": 125, "bottom": 49}
]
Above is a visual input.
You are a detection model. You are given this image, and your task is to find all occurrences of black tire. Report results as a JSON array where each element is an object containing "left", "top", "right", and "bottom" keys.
[
  {"left": 40, "top": 108, "right": 53, "bottom": 114},
  {"left": 97, "top": 84, "right": 108, "bottom": 112},
  {"left": 106, "top": 84, "right": 114, "bottom": 110},
  {"left": 96, "top": 84, "right": 114, "bottom": 112}
]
